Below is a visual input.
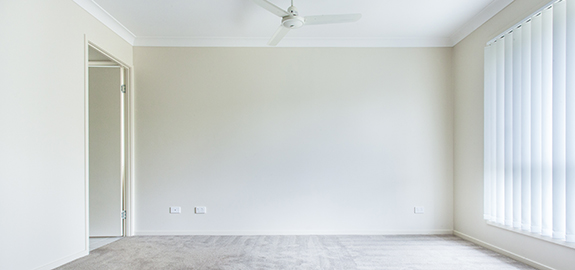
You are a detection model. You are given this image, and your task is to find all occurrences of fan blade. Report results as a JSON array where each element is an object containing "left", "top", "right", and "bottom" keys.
[
  {"left": 251, "top": 0, "right": 289, "bottom": 17},
  {"left": 304, "top": 14, "right": 362, "bottom": 25},
  {"left": 268, "top": 26, "right": 290, "bottom": 46}
]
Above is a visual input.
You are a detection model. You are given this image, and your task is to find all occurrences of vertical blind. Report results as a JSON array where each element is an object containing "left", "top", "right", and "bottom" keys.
[{"left": 484, "top": 0, "right": 575, "bottom": 242}]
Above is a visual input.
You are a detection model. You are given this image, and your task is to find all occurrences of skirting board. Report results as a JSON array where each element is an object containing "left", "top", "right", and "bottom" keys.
[
  {"left": 135, "top": 229, "right": 454, "bottom": 236},
  {"left": 35, "top": 250, "right": 88, "bottom": 270},
  {"left": 453, "top": 230, "right": 552, "bottom": 270}
]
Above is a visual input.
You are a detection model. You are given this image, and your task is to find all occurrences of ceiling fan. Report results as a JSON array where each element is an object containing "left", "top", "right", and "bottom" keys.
[{"left": 251, "top": 0, "right": 362, "bottom": 46}]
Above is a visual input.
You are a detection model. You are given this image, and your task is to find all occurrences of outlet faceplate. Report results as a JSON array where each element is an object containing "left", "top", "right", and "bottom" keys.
[
  {"left": 195, "top": 206, "right": 207, "bottom": 214},
  {"left": 414, "top": 206, "right": 425, "bottom": 214},
  {"left": 170, "top": 206, "right": 181, "bottom": 214}
]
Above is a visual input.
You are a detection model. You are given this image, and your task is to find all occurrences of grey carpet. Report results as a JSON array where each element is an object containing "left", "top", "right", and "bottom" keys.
[{"left": 56, "top": 235, "right": 536, "bottom": 270}]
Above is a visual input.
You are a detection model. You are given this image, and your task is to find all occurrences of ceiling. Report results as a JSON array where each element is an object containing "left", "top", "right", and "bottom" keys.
[{"left": 74, "top": 0, "right": 514, "bottom": 47}]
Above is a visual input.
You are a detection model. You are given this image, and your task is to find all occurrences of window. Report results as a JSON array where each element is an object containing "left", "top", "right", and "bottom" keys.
[{"left": 483, "top": 0, "right": 575, "bottom": 242}]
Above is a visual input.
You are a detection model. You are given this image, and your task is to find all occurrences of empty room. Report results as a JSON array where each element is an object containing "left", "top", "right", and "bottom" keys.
[{"left": 1, "top": 0, "right": 575, "bottom": 269}]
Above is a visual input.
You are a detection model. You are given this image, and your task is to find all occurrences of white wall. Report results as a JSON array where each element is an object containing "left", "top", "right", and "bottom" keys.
[
  {"left": 134, "top": 47, "right": 454, "bottom": 235},
  {"left": 452, "top": 0, "right": 575, "bottom": 269},
  {"left": 0, "top": 0, "right": 132, "bottom": 269}
]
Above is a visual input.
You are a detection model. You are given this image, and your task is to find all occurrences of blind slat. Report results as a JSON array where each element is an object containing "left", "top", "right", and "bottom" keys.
[
  {"left": 566, "top": 0, "right": 575, "bottom": 243},
  {"left": 552, "top": 0, "right": 567, "bottom": 240},
  {"left": 513, "top": 27, "right": 523, "bottom": 229},
  {"left": 491, "top": 43, "right": 499, "bottom": 223},
  {"left": 505, "top": 32, "right": 514, "bottom": 227},
  {"left": 485, "top": 46, "right": 493, "bottom": 220},
  {"left": 496, "top": 38, "right": 506, "bottom": 224},
  {"left": 531, "top": 13, "right": 543, "bottom": 234},
  {"left": 521, "top": 21, "right": 532, "bottom": 232},
  {"left": 541, "top": 7, "right": 553, "bottom": 237}
]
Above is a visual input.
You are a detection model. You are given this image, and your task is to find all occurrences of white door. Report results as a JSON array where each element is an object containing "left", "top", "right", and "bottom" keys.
[{"left": 89, "top": 66, "right": 124, "bottom": 237}]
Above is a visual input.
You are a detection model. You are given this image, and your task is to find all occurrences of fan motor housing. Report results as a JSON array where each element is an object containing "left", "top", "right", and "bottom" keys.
[{"left": 282, "top": 16, "right": 304, "bottom": 28}]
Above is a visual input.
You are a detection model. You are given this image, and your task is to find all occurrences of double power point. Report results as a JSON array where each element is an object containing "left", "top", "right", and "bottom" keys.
[
  {"left": 414, "top": 206, "right": 425, "bottom": 214},
  {"left": 169, "top": 206, "right": 207, "bottom": 214}
]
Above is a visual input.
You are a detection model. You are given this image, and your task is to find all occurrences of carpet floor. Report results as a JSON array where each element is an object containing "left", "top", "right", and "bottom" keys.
[{"left": 56, "top": 235, "right": 536, "bottom": 270}]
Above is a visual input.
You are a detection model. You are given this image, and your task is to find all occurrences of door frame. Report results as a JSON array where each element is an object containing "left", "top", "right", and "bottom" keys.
[{"left": 84, "top": 37, "right": 134, "bottom": 251}]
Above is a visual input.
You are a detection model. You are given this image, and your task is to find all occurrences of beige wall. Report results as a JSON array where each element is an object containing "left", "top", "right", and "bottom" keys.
[
  {"left": 452, "top": 0, "right": 575, "bottom": 269},
  {"left": 134, "top": 47, "right": 454, "bottom": 234},
  {"left": 0, "top": 0, "right": 132, "bottom": 269}
]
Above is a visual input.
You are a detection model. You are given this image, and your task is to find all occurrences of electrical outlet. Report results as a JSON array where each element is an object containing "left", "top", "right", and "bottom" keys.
[
  {"left": 170, "top": 206, "right": 181, "bottom": 214},
  {"left": 195, "top": 206, "right": 207, "bottom": 214},
  {"left": 414, "top": 206, "right": 425, "bottom": 214}
]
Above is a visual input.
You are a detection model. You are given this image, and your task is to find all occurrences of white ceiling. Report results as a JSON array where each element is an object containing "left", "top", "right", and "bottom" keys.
[{"left": 74, "top": 0, "right": 514, "bottom": 47}]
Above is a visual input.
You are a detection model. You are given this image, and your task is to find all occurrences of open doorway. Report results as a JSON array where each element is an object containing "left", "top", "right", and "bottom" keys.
[{"left": 87, "top": 45, "right": 128, "bottom": 250}]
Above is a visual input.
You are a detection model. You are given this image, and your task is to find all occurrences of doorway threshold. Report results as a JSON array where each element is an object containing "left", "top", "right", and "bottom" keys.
[{"left": 89, "top": 237, "right": 122, "bottom": 251}]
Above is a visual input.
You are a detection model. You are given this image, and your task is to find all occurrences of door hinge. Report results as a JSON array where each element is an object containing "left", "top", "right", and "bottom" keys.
[
  {"left": 121, "top": 210, "right": 127, "bottom": 220},
  {"left": 120, "top": 84, "right": 126, "bottom": 93}
]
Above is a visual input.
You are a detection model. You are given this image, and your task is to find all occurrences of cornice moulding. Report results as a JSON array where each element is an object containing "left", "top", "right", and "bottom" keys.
[
  {"left": 74, "top": 0, "right": 515, "bottom": 48},
  {"left": 73, "top": 0, "right": 136, "bottom": 45}
]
